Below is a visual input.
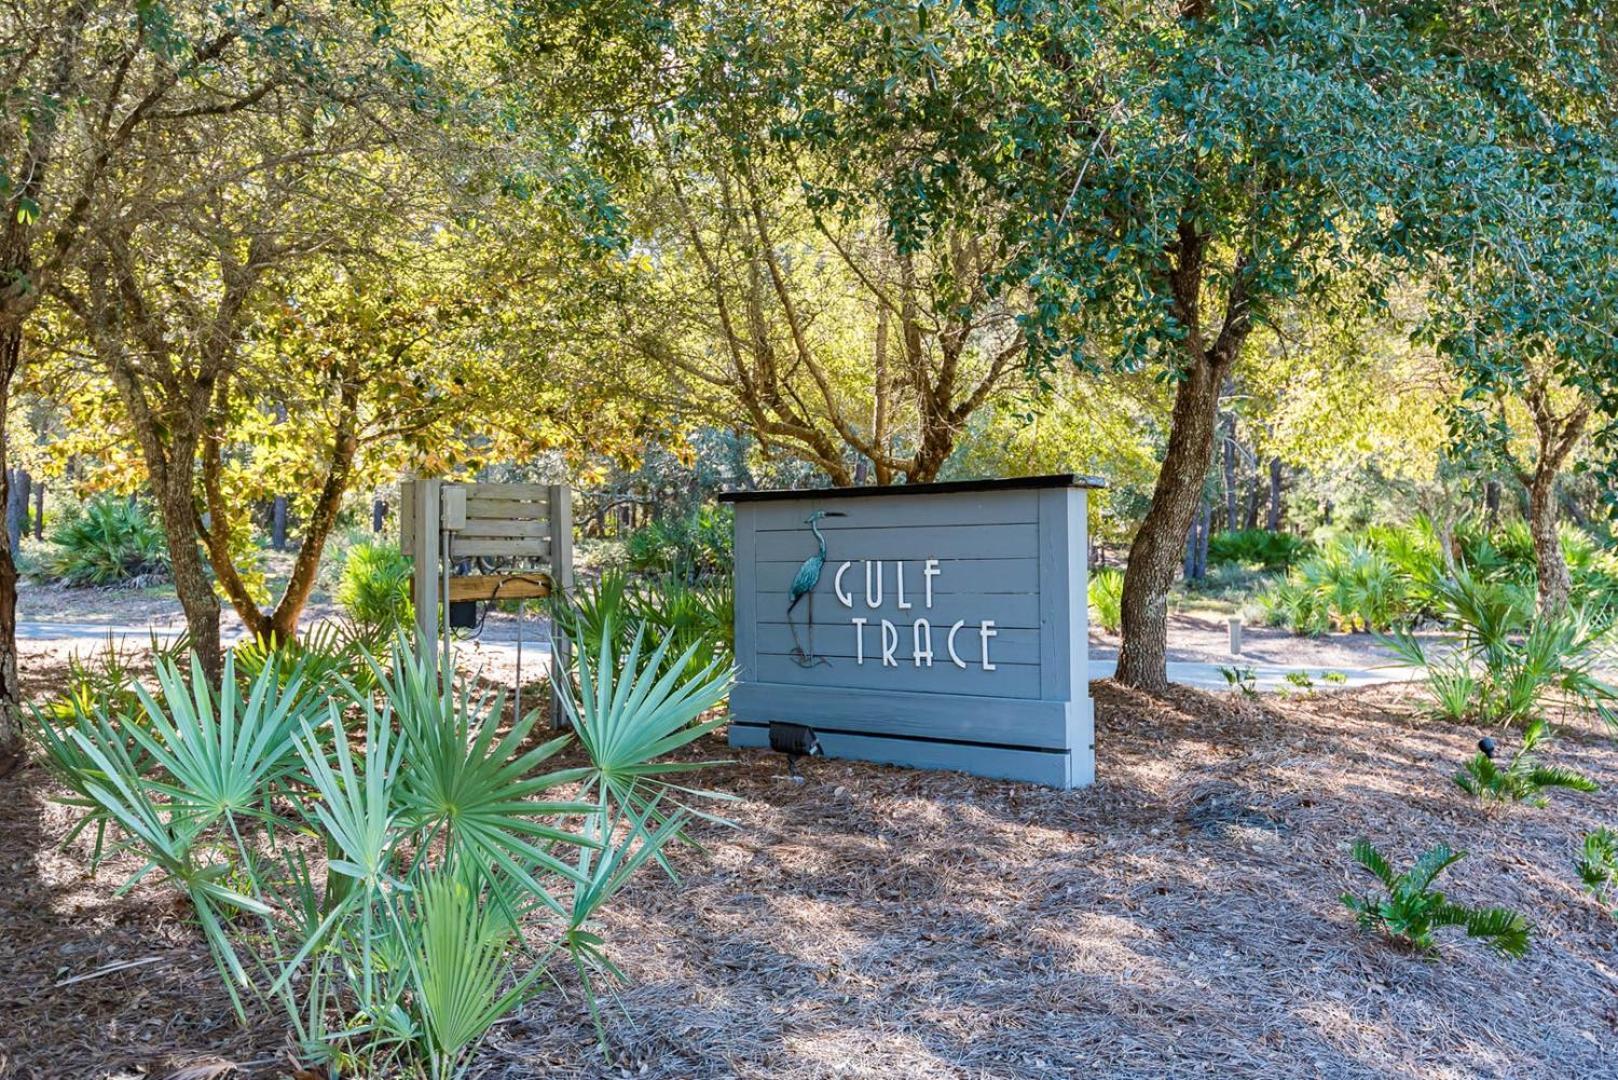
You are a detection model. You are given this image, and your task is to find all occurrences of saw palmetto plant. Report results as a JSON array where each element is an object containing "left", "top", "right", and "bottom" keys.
[
  {"left": 35, "top": 633, "right": 733, "bottom": 1078},
  {"left": 1453, "top": 720, "right": 1599, "bottom": 807},
  {"left": 1384, "top": 571, "right": 1618, "bottom": 729},
  {"left": 1342, "top": 839, "right": 1530, "bottom": 958}
]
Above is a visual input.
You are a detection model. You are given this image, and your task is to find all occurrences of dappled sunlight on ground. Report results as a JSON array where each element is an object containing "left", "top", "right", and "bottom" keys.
[{"left": 7, "top": 649, "right": 1618, "bottom": 1078}]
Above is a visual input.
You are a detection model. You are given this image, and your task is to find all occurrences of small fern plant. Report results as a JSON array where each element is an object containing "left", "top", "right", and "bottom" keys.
[
  {"left": 1576, "top": 828, "right": 1618, "bottom": 906},
  {"left": 1342, "top": 839, "right": 1530, "bottom": 958},
  {"left": 1454, "top": 720, "right": 1599, "bottom": 807}
]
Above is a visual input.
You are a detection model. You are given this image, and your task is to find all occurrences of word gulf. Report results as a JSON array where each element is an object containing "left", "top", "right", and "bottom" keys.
[{"left": 830, "top": 558, "right": 997, "bottom": 669}]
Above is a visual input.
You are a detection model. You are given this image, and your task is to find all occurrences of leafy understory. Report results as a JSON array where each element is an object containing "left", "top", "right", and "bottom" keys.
[{"left": 1342, "top": 839, "right": 1530, "bottom": 958}]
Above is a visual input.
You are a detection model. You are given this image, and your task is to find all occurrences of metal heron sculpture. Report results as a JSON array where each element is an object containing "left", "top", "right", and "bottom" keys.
[{"left": 786, "top": 509, "right": 845, "bottom": 665}]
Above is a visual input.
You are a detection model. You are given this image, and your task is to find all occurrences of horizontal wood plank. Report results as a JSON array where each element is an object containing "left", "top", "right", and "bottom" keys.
[
  {"left": 454, "top": 518, "right": 550, "bottom": 538},
  {"left": 449, "top": 537, "right": 550, "bottom": 558},
  {"left": 729, "top": 682, "right": 1081, "bottom": 749},
  {"left": 446, "top": 574, "right": 551, "bottom": 602},
  {"left": 464, "top": 497, "right": 549, "bottom": 520},
  {"left": 755, "top": 556, "right": 1038, "bottom": 596},
  {"left": 755, "top": 623, "right": 1042, "bottom": 665},
  {"left": 755, "top": 592, "right": 1041, "bottom": 631},
  {"left": 750, "top": 651, "right": 1040, "bottom": 698},
  {"left": 456, "top": 482, "right": 556, "bottom": 500},
  {"left": 745, "top": 489, "right": 1040, "bottom": 531},
  {"left": 754, "top": 522, "right": 1038, "bottom": 562}
]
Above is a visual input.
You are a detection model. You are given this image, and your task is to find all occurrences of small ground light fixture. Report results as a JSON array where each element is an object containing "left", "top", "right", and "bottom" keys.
[{"left": 769, "top": 722, "right": 822, "bottom": 782}]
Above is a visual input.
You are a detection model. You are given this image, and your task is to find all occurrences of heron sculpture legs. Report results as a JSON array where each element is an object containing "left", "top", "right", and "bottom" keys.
[{"left": 787, "top": 589, "right": 829, "bottom": 668}]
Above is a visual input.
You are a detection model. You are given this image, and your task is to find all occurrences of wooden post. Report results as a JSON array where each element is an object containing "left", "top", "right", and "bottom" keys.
[
  {"left": 547, "top": 483, "right": 574, "bottom": 725},
  {"left": 407, "top": 478, "right": 442, "bottom": 668}
]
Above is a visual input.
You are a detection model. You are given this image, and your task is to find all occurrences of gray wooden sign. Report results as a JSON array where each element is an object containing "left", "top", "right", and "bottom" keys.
[{"left": 722, "top": 474, "right": 1104, "bottom": 788}]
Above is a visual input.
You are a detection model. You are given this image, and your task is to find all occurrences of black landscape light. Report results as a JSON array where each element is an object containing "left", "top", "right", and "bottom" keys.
[
  {"left": 1478, "top": 736, "right": 1497, "bottom": 759},
  {"left": 769, "top": 721, "right": 822, "bottom": 781}
]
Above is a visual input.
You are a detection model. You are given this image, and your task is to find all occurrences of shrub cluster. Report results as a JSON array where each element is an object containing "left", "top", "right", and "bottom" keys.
[
  {"left": 623, "top": 505, "right": 733, "bottom": 577},
  {"left": 1207, "top": 528, "right": 1312, "bottom": 571},
  {"left": 42, "top": 496, "right": 170, "bottom": 588}
]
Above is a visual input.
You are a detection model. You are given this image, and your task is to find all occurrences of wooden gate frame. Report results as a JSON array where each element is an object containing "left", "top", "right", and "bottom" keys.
[{"left": 401, "top": 478, "right": 574, "bottom": 716}]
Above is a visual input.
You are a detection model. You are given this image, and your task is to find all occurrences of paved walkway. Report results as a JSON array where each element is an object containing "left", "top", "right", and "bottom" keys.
[{"left": 19, "top": 619, "right": 1421, "bottom": 692}]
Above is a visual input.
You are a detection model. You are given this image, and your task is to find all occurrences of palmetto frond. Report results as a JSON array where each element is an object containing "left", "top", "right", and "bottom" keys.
[
  {"left": 561, "top": 622, "right": 735, "bottom": 827},
  {"left": 1576, "top": 828, "right": 1618, "bottom": 900},
  {"left": 128, "top": 653, "right": 312, "bottom": 830},
  {"left": 388, "top": 647, "right": 596, "bottom": 910}
]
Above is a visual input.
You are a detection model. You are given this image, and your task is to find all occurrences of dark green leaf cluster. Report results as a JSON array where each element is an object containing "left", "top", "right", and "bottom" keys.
[
  {"left": 1342, "top": 839, "right": 1530, "bottom": 958},
  {"left": 1576, "top": 827, "right": 1618, "bottom": 905}
]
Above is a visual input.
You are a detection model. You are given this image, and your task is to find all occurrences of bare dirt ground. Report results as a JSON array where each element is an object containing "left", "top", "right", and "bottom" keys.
[{"left": 5, "top": 647, "right": 1616, "bottom": 1080}]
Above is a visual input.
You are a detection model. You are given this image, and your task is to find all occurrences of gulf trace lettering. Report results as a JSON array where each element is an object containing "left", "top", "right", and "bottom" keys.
[{"left": 831, "top": 558, "right": 997, "bottom": 670}]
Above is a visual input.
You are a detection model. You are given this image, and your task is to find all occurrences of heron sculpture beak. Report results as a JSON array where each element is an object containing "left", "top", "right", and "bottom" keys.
[{"left": 823, "top": 511, "right": 847, "bottom": 517}]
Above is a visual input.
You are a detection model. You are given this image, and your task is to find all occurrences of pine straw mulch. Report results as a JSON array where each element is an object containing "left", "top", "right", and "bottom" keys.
[{"left": 4, "top": 679, "right": 1617, "bottom": 1078}]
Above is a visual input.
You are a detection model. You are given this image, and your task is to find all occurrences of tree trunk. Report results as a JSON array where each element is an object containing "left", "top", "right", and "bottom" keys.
[
  {"left": 1183, "top": 505, "right": 1200, "bottom": 580},
  {"left": 269, "top": 401, "right": 288, "bottom": 549},
  {"left": 1528, "top": 468, "right": 1570, "bottom": 614},
  {"left": 155, "top": 470, "right": 223, "bottom": 679},
  {"left": 6, "top": 469, "right": 27, "bottom": 552},
  {"left": 1266, "top": 457, "right": 1283, "bottom": 531},
  {"left": 1242, "top": 472, "right": 1261, "bottom": 530},
  {"left": 1198, "top": 499, "right": 1211, "bottom": 575},
  {"left": 1117, "top": 353, "right": 1228, "bottom": 691},
  {"left": 372, "top": 497, "right": 386, "bottom": 533},
  {"left": 271, "top": 496, "right": 288, "bottom": 550},
  {"left": 0, "top": 325, "right": 23, "bottom": 775},
  {"left": 1221, "top": 411, "right": 1238, "bottom": 530},
  {"left": 1484, "top": 479, "right": 1501, "bottom": 525},
  {"left": 1523, "top": 387, "right": 1589, "bottom": 617}
]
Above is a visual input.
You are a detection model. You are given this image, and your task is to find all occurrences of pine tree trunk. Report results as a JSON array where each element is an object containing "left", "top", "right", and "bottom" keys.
[
  {"left": 32, "top": 480, "right": 42, "bottom": 540},
  {"left": 1266, "top": 457, "right": 1283, "bottom": 531},
  {"left": 1117, "top": 353, "right": 1226, "bottom": 691}
]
